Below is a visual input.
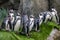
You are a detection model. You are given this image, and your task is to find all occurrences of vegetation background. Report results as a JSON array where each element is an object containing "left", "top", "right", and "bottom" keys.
[{"left": 0, "top": 0, "right": 60, "bottom": 40}]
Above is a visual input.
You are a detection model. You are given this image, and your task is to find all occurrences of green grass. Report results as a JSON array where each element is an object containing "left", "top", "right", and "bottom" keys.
[
  {"left": 0, "top": 8, "right": 60, "bottom": 40},
  {"left": 0, "top": 31, "right": 17, "bottom": 40},
  {"left": 0, "top": 21, "right": 60, "bottom": 40}
]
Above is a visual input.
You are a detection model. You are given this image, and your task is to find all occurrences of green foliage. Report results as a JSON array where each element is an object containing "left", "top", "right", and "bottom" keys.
[
  {"left": 0, "top": 8, "right": 7, "bottom": 19},
  {"left": 0, "top": 8, "right": 7, "bottom": 25},
  {"left": 0, "top": 31, "right": 17, "bottom": 40},
  {"left": 0, "top": 21, "right": 60, "bottom": 40}
]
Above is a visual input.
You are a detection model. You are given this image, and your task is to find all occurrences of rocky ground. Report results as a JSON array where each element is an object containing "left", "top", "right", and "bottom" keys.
[{"left": 47, "top": 28, "right": 60, "bottom": 40}]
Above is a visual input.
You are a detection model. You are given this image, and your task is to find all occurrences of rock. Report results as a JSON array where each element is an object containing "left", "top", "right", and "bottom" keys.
[
  {"left": 22, "top": 0, "right": 48, "bottom": 16},
  {"left": 0, "top": 0, "right": 60, "bottom": 18},
  {"left": 47, "top": 28, "right": 60, "bottom": 40}
]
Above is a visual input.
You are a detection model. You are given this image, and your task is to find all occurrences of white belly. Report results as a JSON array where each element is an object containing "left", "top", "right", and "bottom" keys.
[
  {"left": 39, "top": 16, "right": 43, "bottom": 25},
  {"left": 5, "top": 20, "right": 9, "bottom": 30},
  {"left": 51, "top": 12, "right": 55, "bottom": 16},
  {"left": 11, "top": 17, "right": 15, "bottom": 23},
  {"left": 29, "top": 18, "right": 34, "bottom": 31},
  {"left": 52, "top": 15, "right": 57, "bottom": 23},
  {"left": 14, "top": 20, "right": 21, "bottom": 32},
  {"left": 39, "top": 20, "right": 43, "bottom": 26},
  {"left": 44, "top": 14, "right": 51, "bottom": 23},
  {"left": 47, "top": 15, "right": 51, "bottom": 19}
]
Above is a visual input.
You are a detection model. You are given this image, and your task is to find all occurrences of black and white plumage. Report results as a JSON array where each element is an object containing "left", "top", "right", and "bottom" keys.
[
  {"left": 34, "top": 14, "right": 44, "bottom": 31},
  {"left": 14, "top": 13, "right": 21, "bottom": 32},
  {"left": 21, "top": 14, "right": 29, "bottom": 34},
  {"left": 1, "top": 17, "right": 10, "bottom": 31},
  {"left": 43, "top": 11, "right": 52, "bottom": 23},
  {"left": 33, "top": 18, "right": 40, "bottom": 32},
  {"left": 39, "top": 9, "right": 59, "bottom": 24},
  {"left": 51, "top": 8, "right": 59, "bottom": 24},
  {"left": 29, "top": 15, "right": 34, "bottom": 32},
  {"left": 8, "top": 9, "right": 15, "bottom": 30},
  {"left": 39, "top": 13, "right": 44, "bottom": 25},
  {"left": 5, "top": 17, "right": 10, "bottom": 30}
]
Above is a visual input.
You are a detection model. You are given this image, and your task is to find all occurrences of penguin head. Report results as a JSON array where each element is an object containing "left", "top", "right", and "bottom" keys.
[
  {"left": 30, "top": 14, "right": 34, "bottom": 18},
  {"left": 9, "top": 9, "right": 14, "bottom": 13}
]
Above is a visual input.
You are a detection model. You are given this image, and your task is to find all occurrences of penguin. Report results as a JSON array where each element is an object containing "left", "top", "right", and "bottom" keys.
[
  {"left": 1, "top": 16, "right": 10, "bottom": 31},
  {"left": 51, "top": 8, "right": 59, "bottom": 24},
  {"left": 44, "top": 11, "right": 52, "bottom": 23},
  {"left": 14, "top": 13, "right": 21, "bottom": 32},
  {"left": 8, "top": 9, "right": 15, "bottom": 30},
  {"left": 29, "top": 15, "right": 34, "bottom": 32}
]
